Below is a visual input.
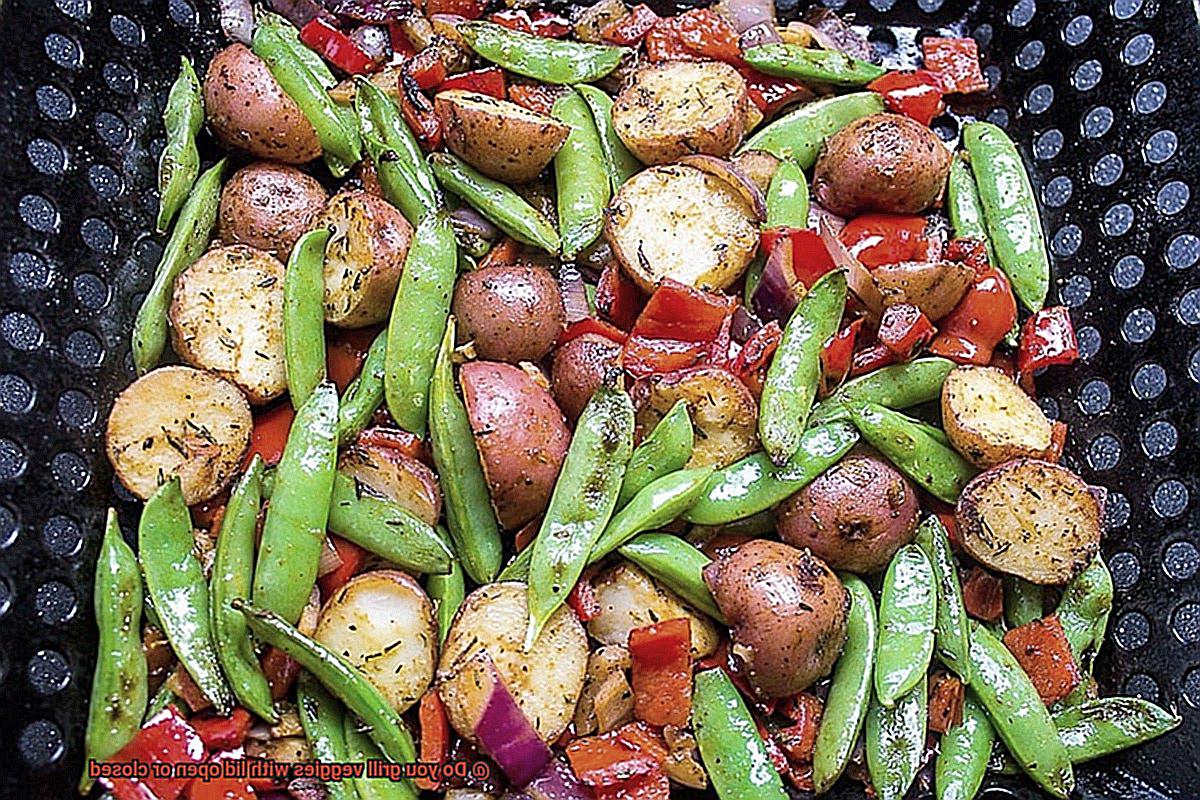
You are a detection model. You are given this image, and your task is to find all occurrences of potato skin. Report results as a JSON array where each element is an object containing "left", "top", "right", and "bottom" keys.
[
  {"left": 436, "top": 90, "right": 570, "bottom": 183},
  {"left": 812, "top": 113, "right": 951, "bottom": 217},
  {"left": 452, "top": 266, "right": 565, "bottom": 363},
  {"left": 633, "top": 367, "right": 758, "bottom": 469},
  {"left": 941, "top": 365, "right": 1055, "bottom": 468},
  {"left": 203, "top": 44, "right": 322, "bottom": 164},
  {"left": 551, "top": 334, "right": 624, "bottom": 422},
  {"left": 872, "top": 260, "right": 974, "bottom": 321},
  {"left": 460, "top": 361, "right": 570, "bottom": 529},
  {"left": 218, "top": 162, "right": 328, "bottom": 259},
  {"left": 704, "top": 540, "right": 848, "bottom": 699},
  {"left": 777, "top": 451, "right": 919, "bottom": 573}
]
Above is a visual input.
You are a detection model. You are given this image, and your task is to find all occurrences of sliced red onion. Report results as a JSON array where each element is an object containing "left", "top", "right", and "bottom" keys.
[
  {"left": 450, "top": 206, "right": 499, "bottom": 242},
  {"left": 731, "top": 305, "right": 764, "bottom": 344},
  {"left": 819, "top": 220, "right": 883, "bottom": 318},
  {"left": 739, "top": 22, "right": 783, "bottom": 51},
  {"left": 474, "top": 656, "right": 552, "bottom": 788},
  {"left": 558, "top": 264, "right": 591, "bottom": 324},
  {"left": 524, "top": 758, "right": 590, "bottom": 800},
  {"left": 808, "top": 202, "right": 846, "bottom": 237},
  {"left": 325, "top": 0, "right": 412, "bottom": 24},
  {"left": 349, "top": 25, "right": 392, "bottom": 64},
  {"left": 678, "top": 155, "right": 768, "bottom": 221},
  {"left": 801, "top": 8, "right": 873, "bottom": 62},
  {"left": 1088, "top": 485, "right": 1108, "bottom": 526},
  {"left": 219, "top": 0, "right": 255, "bottom": 45},
  {"left": 752, "top": 237, "right": 804, "bottom": 322},
  {"left": 268, "top": 0, "right": 335, "bottom": 27},
  {"left": 714, "top": 0, "right": 775, "bottom": 33},
  {"left": 317, "top": 536, "right": 344, "bottom": 578}
]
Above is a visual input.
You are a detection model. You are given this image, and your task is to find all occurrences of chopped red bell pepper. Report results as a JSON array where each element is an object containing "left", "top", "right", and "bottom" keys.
[
  {"left": 567, "top": 723, "right": 669, "bottom": 800},
  {"left": 928, "top": 672, "right": 965, "bottom": 734},
  {"left": 867, "top": 70, "right": 946, "bottom": 126},
  {"left": 356, "top": 425, "right": 427, "bottom": 463},
  {"left": 936, "top": 510, "right": 962, "bottom": 551},
  {"left": 644, "top": 23, "right": 698, "bottom": 62},
  {"left": 318, "top": 536, "right": 366, "bottom": 598},
  {"left": 262, "top": 646, "right": 301, "bottom": 701},
  {"left": 388, "top": 24, "right": 417, "bottom": 59},
  {"left": 489, "top": 9, "right": 573, "bottom": 38},
  {"left": 878, "top": 303, "right": 936, "bottom": 359},
  {"left": 300, "top": 19, "right": 378, "bottom": 75},
  {"left": 696, "top": 639, "right": 776, "bottom": 715},
  {"left": 327, "top": 326, "right": 380, "bottom": 393},
  {"left": 190, "top": 493, "right": 228, "bottom": 531},
  {"left": 191, "top": 708, "right": 252, "bottom": 752},
  {"left": 761, "top": 227, "right": 838, "bottom": 288},
  {"left": 560, "top": 317, "right": 630, "bottom": 346},
  {"left": 961, "top": 566, "right": 1004, "bottom": 623},
  {"left": 774, "top": 693, "right": 823, "bottom": 762},
  {"left": 1045, "top": 420, "right": 1068, "bottom": 463},
  {"left": 672, "top": 9, "right": 743, "bottom": 64},
  {"left": 97, "top": 707, "right": 206, "bottom": 800},
  {"left": 927, "top": 258, "right": 1017, "bottom": 365},
  {"left": 849, "top": 343, "right": 898, "bottom": 377},
  {"left": 398, "top": 67, "right": 442, "bottom": 151},
  {"left": 921, "top": 36, "right": 988, "bottom": 94},
  {"left": 1003, "top": 615, "right": 1082, "bottom": 705},
  {"left": 623, "top": 280, "right": 734, "bottom": 378},
  {"left": 439, "top": 66, "right": 506, "bottom": 99},
  {"left": 597, "top": 262, "right": 644, "bottom": 331},
  {"left": 731, "top": 320, "right": 783, "bottom": 397},
  {"left": 417, "top": 690, "right": 451, "bottom": 791},
  {"left": 628, "top": 617, "right": 693, "bottom": 727},
  {"left": 839, "top": 213, "right": 939, "bottom": 269},
  {"left": 405, "top": 49, "right": 446, "bottom": 91},
  {"left": 507, "top": 83, "right": 562, "bottom": 116},
  {"left": 242, "top": 402, "right": 294, "bottom": 468},
  {"left": 567, "top": 568, "right": 601, "bottom": 622},
  {"left": 1018, "top": 306, "right": 1078, "bottom": 378},
  {"left": 424, "top": 0, "right": 487, "bottom": 20},
  {"left": 602, "top": 4, "right": 660, "bottom": 46},
  {"left": 739, "top": 66, "right": 813, "bottom": 116},
  {"left": 167, "top": 664, "right": 213, "bottom": 714},
  {"left": 820, "top": 318, "right": 862, "bottom": 396},
  {"left": 755, "top": 718, "right": 791, "bottom": 775},
  {"left": 513, "top": 517, "right": 539, "bottom": 552}
]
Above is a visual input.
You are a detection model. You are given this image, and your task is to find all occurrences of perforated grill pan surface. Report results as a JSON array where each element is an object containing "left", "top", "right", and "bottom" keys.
[{"left": 0, "top": 0, "right": 1197, "bottom": 797}]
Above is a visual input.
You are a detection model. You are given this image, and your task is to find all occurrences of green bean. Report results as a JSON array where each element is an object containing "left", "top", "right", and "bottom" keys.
[
  {"left": 1055, "top": 554, "right": 1113, "bottom": 666},
  {"left": 618, "top": 533, "right": 725, "bottom": 623},
  {"left": 552, "top": 89, "right": 611, "bottom": 258},
  {"left": 577, "top": 84, "right": 640, "bottom": 194},
  {"left": 1053, "top": 697, "right": 1179, "bottom": 763},
  {"left": 133, "top": 158, "right": 225, "bottom": 374},
  {"left": 865, "top": 676, "right": 927, "bottom": 800},
  {"left": 237, "top": 599, "right": 418, "bottom": 764},
  {"left": 355, "top": 78, "right": 441, "bottom": 226},
  {"left": 693, "top": 668, "right": 789, "bottom": 800},
  {"left": 337, "top": 330, "right": 388, "bottom": 446},
  {"left": 297, "top": 672, "right": 358, "bottom": 800},
  {"left": 740, "top": 92, "right": 884, "bottom": 168},
  {"left": 80, "top": 509, "right": 148, "bottom": 793},
  {"left": 328, "top": 473, "right": 455, "bottom": 574},
  {"left": 683, "top": 422, "right": 858, "bottom": 525},
  {"left": 765, "top": 159, "right": 808, "bottom": 229},
  {"left": 843, "top": 402, "right": 976, "bottom": 504},
  {"left": 1004, "top": 577, "right": 1043, "bottom": 629},
  {"left": 935, "top": 692, "right": 994, "bottom": 800},
  {"left": 156, "top": 57, "right": 203, "bottom": 233},
  {"left": 427, "top": 556, "right": 465, "bottom": 644},
  {"left": 591, "top": 467, "right": 714, "bottom": 562},
  {"left": 140, "top": 479, "right": 232, "bottom": 713},
  {"left": 284, "top": 228, "right": 331, "bottom": 408},
  {"left": 760, "top": 270, "right": 847, "bottom": 464},
  {"left": 617, "top": 400, "right": 693, "bottom": 508},
  {"left": 429, "top": 319, "right": 502, "bottom": 584},
  {"left": 210, "top": 456, "right": 277, "bottom": 723},
  {"left": 947, "top": 152, "right": 996, "bottom": 265},
  {"left": 459, "top": 22, "right": 630, "bottom": 85},
  {"left": 875, "top": 544, "right": 936, "bottom": 706},
  {"left": 253, "top": 382, "right": 338, "bottom": 624},
  {"left": 962, "top": 121, "right": 1049, "bottom": 312},
  {"left": 385, "top": 211, "right": 456, "bottom": 435},
  {"left": 812, "top": 574, "right": 876, "bottom": 795},
  {"left": 914, "top": 516, "right": 971, "bottom": 685},
  {"left": 527, "top": 384, "right": 634, "bottom": 647},
  {"left": 429, "top": 153, "right": 559, "bottom": 253},
  {"left": 808, "top": 357, "right": 955, "bottom": 427},
  {"left": 143, "top": 681, "right": 178, "bottom": 723},
  {"left": 344, "top": 714, "right": 419, "bottom": 800},
  {"left": 968, "top": 622, "right": 1074, "bottom": 798},
  {"left": 744, "top": 45, "right": 886, "bottom": 87}
]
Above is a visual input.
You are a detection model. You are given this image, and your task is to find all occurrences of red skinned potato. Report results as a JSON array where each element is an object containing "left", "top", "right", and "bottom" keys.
[
  {"left": 551, "top": 333, "right": 624, "bottom": 422},
  {"left": 452, "top": 266, "right": 566, "bottom": 363},
  {"left": 217, "top": 162, "right": 328, "bottom": 259},
  {"left": 777, "top": 450, "right": 920, "bottom": 573},
  {"left": 338, "top": 442, "right": 443, "bottom": 526},
  {"left": 436, "top": 90, "right": 571, "bottom": 183},
  {"left": 460, "top": 361, "right": 571, "bottom": 529},
  {"left": 703, "top": 539, "right": 848, "bottom": 698}
]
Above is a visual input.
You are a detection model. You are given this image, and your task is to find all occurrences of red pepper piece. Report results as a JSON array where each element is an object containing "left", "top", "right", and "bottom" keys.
[
  {"left": 921, "top": 36, "right": 988, "bottom": 94},
  {"left": 242, "top": 402, "right": 294, "bottom": 468},
  {"left": 761, "top": 227, "right": 838, "bottom": 288},
  {"left": 961, "top": 566, "right": 1004, "bottom": 623},
  {"left": 731, "top": 320, "right": 783, "bottom": 397},
  {"left": 479, "top": 237, "right": 522, "bottom": 269},
  {"left": 672, "top": 9, "right": 743, "bottom": 64},
  {"left": 596, "top": 262, "right": 644, "bottom": 331},
  {"left": 867, "top": 70, "right": 946, "bottom": 126},
  {"left": 406, "top": 49, "right": 446, "bottom": 91},
  {"left": 928, "top": 672, "right": 965, "bottom": 733},
  {"left": 775, "top": 693, "right": 823, "bottom": 762},
  {"left": 878, "top": 303, "right": 936, "bottom": 359},
  {"left": 513, "top": 517, "right": 539, "bottom": 552},
  {"left": 602, "top": 4, "right": 660, "bottom": 46},
  {"left": 489, "top": 9, "right": 572, "bottom": 38},
  {"left": 567, "top": 568, "right": 601, "bottom": 622},
  {"left": 388, "top": 24, "right": 417, "bottom": 59},
  {"left": 98, "top": 707, "right": 206, "bottom": 800},
  {"left": 696, "top": 639, "right": 777, "bottom": 716},
  {"left": 425, "top": 0, "right": 487, "bottom": 20},
  {"left": 318, "top": 536, "right": 366, "bottom": 598},
  {"left": 439, "top": 66, "right": 506, "bottom": 99},
  {"left": 356, "top": 425, "right": 427, "bottom": 463},
  {"left": 819, "top": 318, "right": 862, "bottom": 396},
  {"left": 1003, "top": 615, "right": 1082, "bottom": 705},
  {"left": 559, "top": 318, "right": 630, "bottom": 346},
  {"left": 849, "top": 343, "right": 898, "bottom": 378},
  {"left": 629, "top": 617, "right": 693, "bottom": 727},
  {"left": 327, "top": 326, "right": 380, "bottom": 393},
  {"left": 300, "top": 19, "right": 378, "bottom": 75},
  {"left": 507, "top": 83, "right": 562, "bottom": 116},
  {"left": 739, "top": 66, "right": 813, "bottom": 116},
  {"left": 839, "top": 213, "right": 938, "bottom": 269},
  {"left": 191, "top": 708, "right": 252, "bottom": 752},
  {"left": 755, "top": 718, "right": 791, "bottom": 775},
  {"left": 398, "top": 65, "right": 442, "bottom": 151},
  {"left": 262, "top": 646, "right": 301, "bottom": 701},
  {"left": 927, "top": 258, "right": 1017, "bottom": 366},
  {"left": 623, "top": 280, "right": 734, "bottom": 378},
  {"left": 644, "top": 23, "right": 698, "bottom": 62},
  {"left": 1017, "top": 305, "right": 1078, "bottom": 378},
  {"left": 417, "top": 690, "right": 451, "bottom": 791},
  {"left": 1044, "top": 420, "right": 1068, "bottom": 463}
]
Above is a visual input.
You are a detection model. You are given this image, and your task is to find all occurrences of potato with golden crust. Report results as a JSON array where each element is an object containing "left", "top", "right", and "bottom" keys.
[
  {"left": 435, "top": 90, "right": 571, "bottom": 183},
  {"left": 633, "top": 367, "right": 758, "bottom": 469},
  {"left": 217, "top": 162, "right": 328, "bottom": 259},
  {"left": 941, "top": 365, "right": 1056, "bottom": 468},
  {"left": 338, "top": 442, "right": 443, "bottom": 526},
  {"left": 551, "top": 333, "right": 624, "bottom": 422},
  {"left": 872, "top": 259, "right": 974, "bottom": 321},
  {"left": 588, "top": 563, "right": 720, "bottom": 658},
  {"left": 452, "top": 266, "right": 565, "bottom": 363}
]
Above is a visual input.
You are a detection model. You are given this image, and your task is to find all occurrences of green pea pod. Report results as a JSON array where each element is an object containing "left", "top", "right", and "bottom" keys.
[
  {"left": 459, "top": 22, "right": 631, "bottom": 85},
  {"left": 257, "top": 10, "right": 337, "bottom": 88},
  {"left": 591, "top": 467, "right": 714, "bottom": 562},
  {"left": 740, "top": 92, "right": 884, "bottom": 168},
  {"left": 344, "top": 714, "right": 419, "bottom": 800},
  {"left": 765, "top": 159, "right": 809, "bottom": 229},
  {"left": 427, "top": 556, "right": 465, "bottom": 644},
  {"left": 744, "top": 44, "right": 886, "bottom": 87},
  {"left": 1055, "top": 554, "right": 1113, "bottom": 666},
  {"left": 684, "top": 422, "right": 859, "bottom": 525},
  {"left": 618, "top": 533, "right": 725, "bottom": 623},
  {"left": 969, "top": 622, "right": 1074, "bottom": 798},
  {"left": 297, "top": 672, "right": 357, "bottom": 800},
  {"left": 253, "top": 382, "right": 338, "bottom": 625},
  {"left": 328, "top": 473, "right": 455, "bottom": 574},
  {"left": 552, "top": 89, "right": 611, "bottom": 258},
  {"left": 237, "top": 599, "right": 418, "bottom": 764},
  {"left": 133, "top": 158, "right": 225, "bottom": 374},
  {"left": 337, "top": 330, "right": 388, "bottom": 445},
  {"left": 865, "top": 675, "right": 928, "bottom": 800},
  {"left": 355, "top": 79, "right": 441, "bottom": 226},
  {"left": 284, "top": 228, "right": 331, "bottom": 408},
  {"left": 430, "top": 319, "right": 503, "bottom": 584},
  {"left": 617, "top": 400, "right": 693, "bottom": 508},
  {"left": 526, "top": 384, "right": 634, "bottom": 648},
  {"left": 211, "top": 457, "right": 277, "bottom": 723},
  {"left": 962, "top": 121, "right": 1050, "bottom": 312},
  {"left": 1053, "top": 697, "right": 1180, "bottom": 763},
  {"left": 385, "top": 212, "right": 456, "bottom": 435},
  {"left": 141, "top": 479, "right": 232, "bottom": 713},
  {"left": 144, "top": 681, "right": 178, "bottom": 723},
  {"left": 812, "top": 574, "right": 876, "bottom": 795},
  {"left": 576, "top": 84, "right": 641, "bottom": 194},
  {"left": 1004, "top": 577, "right": 1043, "bottom": 629},
  {"left": 947, "top": 152, "right": 996, "bottom": 265},
  {"left": 156, "top": 57, "right": 203, "bottom": 233},
  {"left": 743, "top": 256, "right": 765, "bottom": 308},
  {"left": 693, "top": 668, "right": 790, "bottom": 800},
  {"left": 808, "top": 357, "right": 955, "bottom": 427},
  {"left": 913, "top": 516, "right": 971, "bottom": 685},
  {"left": 935, "top": 692, "right": 994, "bottom": 800},
  {"left": 760, "top": 270, "right": 848, "bottom": 464},
  {"left": 875, "top": 544, "right": 936, "bottom": 706},
  {"left": 80, "top": 509, "right": 148, "bottom": 793},
  {"left": 429, "top": 153, "right": 560, "bottom": 253}
]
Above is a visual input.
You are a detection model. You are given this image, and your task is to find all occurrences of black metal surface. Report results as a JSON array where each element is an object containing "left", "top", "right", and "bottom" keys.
[{"left": 0, "top": 0, "right": 1196, "bottom": 798}]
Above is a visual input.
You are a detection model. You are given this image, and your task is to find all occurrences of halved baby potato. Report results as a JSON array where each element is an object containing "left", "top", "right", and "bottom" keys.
[
  {"left": 873, "top": 260, "right": 974, "bottom": 322},
  {"left": 339, "top": 442, "right": 443, "bottom": 526},
  {"left": 941, "top": 365, "right": 1054, "bottom": 468},
  {"left": 633, "top": 367, "right": 759, "bottom": 470},
  {"left": 588, "top": 563, "right": 720, "bottom": 658},
  {"left": 435, "top": 89, "right": 571, "bottom": 183},
  {"left": 217, "top": 162, "right": 329, "bottom": 260},
  {"left": 105, "top": 365, "right": 252, "bottom": 504}
]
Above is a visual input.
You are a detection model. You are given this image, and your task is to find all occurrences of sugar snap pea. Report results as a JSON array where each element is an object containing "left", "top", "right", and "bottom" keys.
[
  {"left": 429, "top": 153, "right": 560, "bottom": 253},
  {"left": 459, "top": 22, "right": 631, "bottom": 85},
  {"left": 328, "top": 473, "right": 454, "bottom": 574},
  {"left": 1055, "top": 554, "right": 1112, "bottom": 666},
  {"left": 257, "top": 10, "right": 336, "bottom": 89},
  {"left": 337, "top": 330, "right": 387, "bottom": 446},
  {"left": 385, "top": 211, "right": 456, "bottom": 435},
  {"left": 427, "top": 555, "right": 465, "bottom": 644},
  {"left": 1004, "top": 577, "right": 1043, "bottom": 629},
  {"left": 744, "top": 44, "right": 886, "bottom": 87},
  {"left": 765, "top": 159, "right": 809, "bottom": 228},
  {"left": 1053, "top": 697, "right": 1179, "bottom": 763},
  {"left": 143, "top": 681, "right": 178, "bottom": 723},
  {"left": 211, "top": 457, "right": 277, "bottom": 723},
  {"left": 140, "top": 478, "right": 232, "bottom": 713},
  {"left": 743, "top": 256, "right": 765, "bottom": 307},
  {"left": 577, "top": 84, "right": 641, "bottom": 194},
  {"left": 355, "top": 78, "right": 441, "bottom": 226},
  {"left": 344, "top": 714, "right": 419, "bottom": 800},
  {"left": 80, "top": 509, "right": 147, "bottom": 793},
  {"left": 693, "top": 668, "right": 790, "bottom": 800},
  {"left": 812, "top": 574, "right": 876, "bottom": 795},
  {"left": 253, "top": 382, "right": 338, "bottom": 625},
  {"left": 914, "top": 516, "right": 971, "bottom": 684},
  {"left": 618, "top": 533, "right": 725, "bottom": 623},
  {"left": 740, "top": 92, "right": 884, "bottom": 168},
  {"left": 552, "top": 89, "right": 611, "bottom": 258},
  {"left": 808, "top": 357, "right": 955, "bottom": 427},
  {"left": 865, "top": 676, "right": 927, "bottom": 800},
  {"left": 617, "top": 400, "right": 693, "bottom": 508},
  {"left": 591, "top": 466, "right": 714, "bottom": 562},
  {"left": 876, "top": 544, "right": 936, "bottom": 706},
  {"left": 935, "top": 692, "right": 994, "bottom": 800},
  {"left": 526, "top": 384, "right": 634, "bottom": 648},
  {"left": 284, "top": 228, "right": 331, "bottom": 408},
  {"left": 132, "top": 158, "right": 225, "bottom": 374},
  {"left": 760, "top": 270, "right": 848, "bottom": 464},
  {"left": 947, "top": 152, "right": 996, "bottom": 265},
  {"left": 156, "top": 57, "right": 203, "bottom": 234},
  {"left": 297, "top": 672, "right": 357, "bottom": 800}
]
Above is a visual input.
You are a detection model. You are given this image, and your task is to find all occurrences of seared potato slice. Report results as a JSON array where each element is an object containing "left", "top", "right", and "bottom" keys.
[
  {"left": 613, "top": 61, "right": 749, "bottom": 165},
  {"left": 438, "top": 582, "right": 587, "bottom": 743},
  {"left": 942, "top": 366, "right": 1054, "bottom": 468},
  {"left": 873, "top": 260, "right": 974, "bottom": 322},
  {"left": 589, "top": 564, "right": 720, "bottom": 658},
  {"left": 606, "top": 164, "right": 759, "bottom": 292},
  {"left": 633, "top": 367, "right": 758, "bottom": 469},
  {"left": 315, "top": 570, "right": 437, "bottom": 713},
  {"left": 105, "top": 366, "right": 251, "bottom": 504},
  {"left": 957, "top": 458, "right": 1102, "bottom": 585},
  {"left": 339, "top": 442, "right": 442, "bottom": 526},
  {"left": 435, "top": 90, "right": 571, "bottom": 183},
  {"left": 169, "top": 244, "right": 287, "bottom": 404}
]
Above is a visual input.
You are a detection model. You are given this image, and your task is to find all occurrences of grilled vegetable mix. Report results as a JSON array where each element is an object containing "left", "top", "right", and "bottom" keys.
[{"left": 90, "top": 5, "right": 1172, "bottom": 800}]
